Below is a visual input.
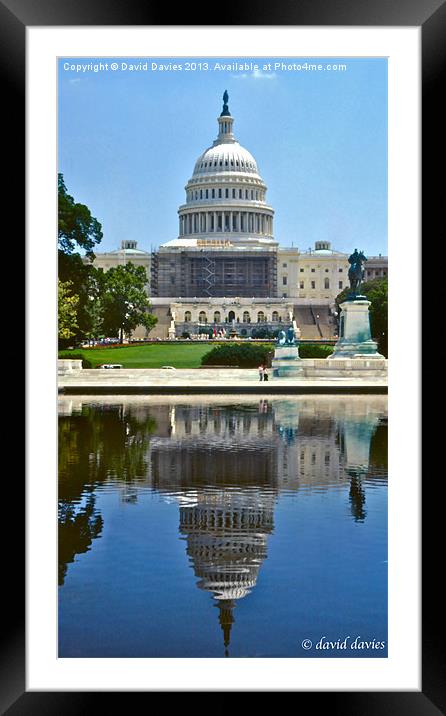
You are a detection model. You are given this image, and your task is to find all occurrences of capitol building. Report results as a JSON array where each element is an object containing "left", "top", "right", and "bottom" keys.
[{"left": 91, "top": 92, "right": 387, "bottom": 340}]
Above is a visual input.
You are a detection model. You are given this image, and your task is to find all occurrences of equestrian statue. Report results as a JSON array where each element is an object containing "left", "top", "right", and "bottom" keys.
[{"left": 348, "top": 249, "right": 367, "bottom": 296}]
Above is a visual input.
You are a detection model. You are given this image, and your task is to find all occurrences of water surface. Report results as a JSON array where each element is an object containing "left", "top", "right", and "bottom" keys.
[{"left": 58, "top": 395, "right": 388, "bottom": 658}]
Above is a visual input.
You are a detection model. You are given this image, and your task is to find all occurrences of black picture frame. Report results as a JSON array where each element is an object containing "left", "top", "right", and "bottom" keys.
[{"left": 11, "top": 0, "right": 435, "bottom": 711}]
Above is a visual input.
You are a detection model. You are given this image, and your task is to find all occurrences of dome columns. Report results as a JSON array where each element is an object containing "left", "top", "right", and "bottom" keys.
[
  {"left": 216, "top": 115, "right": 236, "bottom": 144},
  {"left": 179, "top": 209, "right": 273, "bottom": 237}
]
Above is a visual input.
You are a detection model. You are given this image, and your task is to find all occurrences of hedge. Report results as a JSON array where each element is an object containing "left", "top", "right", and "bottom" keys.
[
  {"left": 298, "top": 344, "right": 334, "bottom": 359},
  {"left": 201, "top": 343, "right": 273, "bottom": 368}
]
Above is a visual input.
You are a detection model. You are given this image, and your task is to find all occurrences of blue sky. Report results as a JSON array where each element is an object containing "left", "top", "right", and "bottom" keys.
[{"left": 58, "top": 57, "right": 387, "bottom": 256}]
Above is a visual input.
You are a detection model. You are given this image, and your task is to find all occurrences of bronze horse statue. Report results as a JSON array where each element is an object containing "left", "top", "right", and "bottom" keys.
[{"left": 348, "top": 249, "right": 367, "bottom": 294}]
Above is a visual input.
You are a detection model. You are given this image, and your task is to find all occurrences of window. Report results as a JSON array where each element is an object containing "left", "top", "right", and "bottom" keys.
[
  {"left": 300, "top": 268, "right": 304, "bottom": 273},
  {"left": 257, "top": 311, "right": 265, "bottom": 323},
  {"left": 199, "top": 311, "right": 207, "bottom": 323},
  {"left": 311, "top": 268, "right": 315, "bottom": 273},
  {"left": 225, "top": 188, "right": 229, "bottom": 198},
  {"left": 184, "top": 311, "right": 191, "bottom": 322},
  {"left": 218, "top": 189, "right": 222, "bottom": 198},
  {"left": 214, "top": 311, "right": 221, "bottom": 323},
  {"left": 339, "top": 281, "right": 343, "bottom": 289},
  {"left": 325, "top": 269, "right": 329, "bottom": 272},
  {"left": 243, "top": 311, "right": 250, "bottom": 323},
  {"left": 339, "top": 268, "right": 343, "bottom": 272},
  {"left": 311, "top": 281, "right": 316, "bottom": 289},
  {"left": 232, "top": 188, "right": 236, "bottom": 198},
  {"left": 272, "top": 311, "right": 279, "bottom": 322},
  {"left": 283, "top": 276, "right": 287, "bottom": 285},
  {"left": 324, "top": 278, "right": 330, "bottom": 289},
  {"left": 206, "top": 189, "right": 209, "bottom": 199},
  {"left": 283, "top": 263, "right": 288, "bottom": 268},
  {"left": 300, "top": 281, "right": 304, "bottom": 289},
  {"left": 212, "top": 189, "right": 215, "bottom": 198}
]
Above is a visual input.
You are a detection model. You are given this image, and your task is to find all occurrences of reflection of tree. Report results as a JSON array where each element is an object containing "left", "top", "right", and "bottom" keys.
[
  {"left": 59, "top": 497, "right": 103, "bottom": 586},
  {"left": 58, "top": 404, "right": 157, "bottom": 583}
]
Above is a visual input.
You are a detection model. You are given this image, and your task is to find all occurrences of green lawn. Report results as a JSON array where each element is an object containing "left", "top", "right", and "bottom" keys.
[{"left": 59, "top": 343, "right": 220, "bottom": 369}]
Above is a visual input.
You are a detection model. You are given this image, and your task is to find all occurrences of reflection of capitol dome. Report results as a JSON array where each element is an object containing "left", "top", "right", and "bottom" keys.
[{"left": 179, "top": 488, "right": 276, "bottom": 655}]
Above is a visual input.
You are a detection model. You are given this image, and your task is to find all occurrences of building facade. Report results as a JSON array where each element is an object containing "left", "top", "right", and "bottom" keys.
[{"left": 90, "top": 240, "right": 151, "bottom": 293}]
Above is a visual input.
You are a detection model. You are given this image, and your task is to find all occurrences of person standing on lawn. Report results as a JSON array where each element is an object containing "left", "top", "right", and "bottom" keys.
[{"left": 258, "top": 364, "right": 264, "bottom": 381}]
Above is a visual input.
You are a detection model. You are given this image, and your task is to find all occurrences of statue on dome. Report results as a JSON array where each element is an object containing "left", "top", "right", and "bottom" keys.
[{"left": 221, "top": 90, "right": 230, "bottom": 116}]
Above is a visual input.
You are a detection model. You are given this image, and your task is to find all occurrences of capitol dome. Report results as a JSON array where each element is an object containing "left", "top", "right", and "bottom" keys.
[
  {"left": 193, "top": 143, "right": 260, "bottom": 178},
  {"left": 175, "top": 91, "right": 276, "bottom": 248}
]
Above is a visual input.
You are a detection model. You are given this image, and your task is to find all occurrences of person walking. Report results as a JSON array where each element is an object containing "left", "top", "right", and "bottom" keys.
[
  {"left": 258, "top": 364, "right": 264, "bottom": 381},
  {"left": 263, "top": 368, "right": 269, "bottom": 381}
]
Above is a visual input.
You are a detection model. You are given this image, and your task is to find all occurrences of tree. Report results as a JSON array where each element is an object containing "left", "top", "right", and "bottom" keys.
[
  {"left": 83, "top": 268, "right": 106, "bottom": 344},
  {"left": 58, "top": 279, "right": 79, "bottom": 341},
  {"left": 58, "top": 173, "right": 103, "bottom": 257},
  {"left": 335, "top": 277, "right": 388, "bottom": 357},
  {"left": 58, "top": 174, "right": 104, "bottom": 346},
  {"left": 101, "top": 263, "right": 157, "bottom": 342}
]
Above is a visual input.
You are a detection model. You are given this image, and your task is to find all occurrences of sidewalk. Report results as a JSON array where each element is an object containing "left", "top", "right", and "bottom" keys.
[{"left": 59, "top": 368, "right": 387, "bottom": 394}]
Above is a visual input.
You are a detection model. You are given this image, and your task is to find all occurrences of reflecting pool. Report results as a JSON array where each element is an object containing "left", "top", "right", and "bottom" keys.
[{"left": 58, "top": 395, "right": 388, "bottom": 658}]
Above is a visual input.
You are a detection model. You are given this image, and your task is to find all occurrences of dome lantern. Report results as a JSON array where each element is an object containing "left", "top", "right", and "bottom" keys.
[{"left": 216, "top": 90, "right": 235, "bottom": 145}]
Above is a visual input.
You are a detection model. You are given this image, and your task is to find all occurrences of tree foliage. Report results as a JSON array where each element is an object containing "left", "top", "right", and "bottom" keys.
[
  {"left": 58, "top": 174, "right": 104, "bottom": 346},
  {"left": 58, "top": 279, "right": 79, "bottom": 341},
  {"left": 58, "top": 173, "right": 103, "bottom": 257},
  {"left": 101, "top": 263, "right": 157, "bottom": 342}
]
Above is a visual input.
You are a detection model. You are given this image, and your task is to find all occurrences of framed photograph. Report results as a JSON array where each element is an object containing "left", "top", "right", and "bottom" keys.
[{"left": 10, "top": 0, "right": 435, "bottom": 709}]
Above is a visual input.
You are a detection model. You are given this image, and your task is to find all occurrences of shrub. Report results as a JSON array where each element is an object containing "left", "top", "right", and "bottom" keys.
[
  {"left": 201, "top": 343, "right": 273, "bottom": 368},
  {"left": 298, "top": 344, "right": 334, "bottom": 359},
  {"left": 58, "top": 352, "right": 93, "bottom": 368}
]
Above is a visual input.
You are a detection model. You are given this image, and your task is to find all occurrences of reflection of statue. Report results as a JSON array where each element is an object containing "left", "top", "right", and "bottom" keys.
[{"left": 348, "top": 249, "right": 367, "bottom": 294}]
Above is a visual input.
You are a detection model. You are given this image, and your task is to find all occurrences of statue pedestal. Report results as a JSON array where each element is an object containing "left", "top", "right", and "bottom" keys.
[
  {"left": 329, "top": 298, "right": 384, "bottom": 359},
  {"left": 272, "top": 345, "right": 303, "bottom": 377}
]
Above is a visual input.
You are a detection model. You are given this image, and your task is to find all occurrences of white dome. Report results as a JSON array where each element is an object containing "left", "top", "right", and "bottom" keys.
[{"left": 193, "top": 142, "right": 260, "bottom": 177}]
